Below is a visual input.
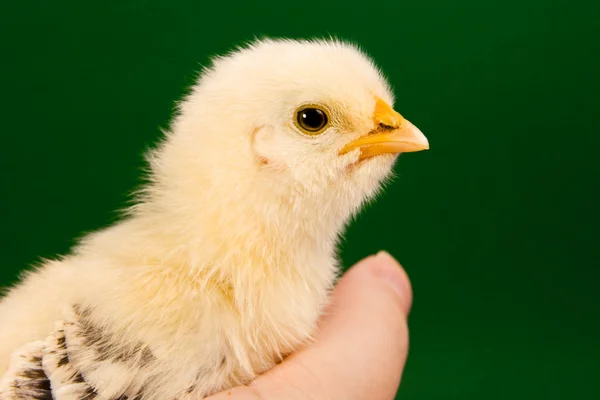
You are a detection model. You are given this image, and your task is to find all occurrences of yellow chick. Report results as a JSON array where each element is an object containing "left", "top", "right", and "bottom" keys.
[{"left": 0, "top": 38, "right": 428, "bottom": 399}]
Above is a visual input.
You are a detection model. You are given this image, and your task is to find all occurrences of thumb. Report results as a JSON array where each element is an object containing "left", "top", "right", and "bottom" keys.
[{"left": 207, "top": 251, "right": 412, "bottom": 400}]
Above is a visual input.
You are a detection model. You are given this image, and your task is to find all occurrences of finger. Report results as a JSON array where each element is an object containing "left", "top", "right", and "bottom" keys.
[{"left": 205, "top": 251, "right": 412, "bottom": 400}]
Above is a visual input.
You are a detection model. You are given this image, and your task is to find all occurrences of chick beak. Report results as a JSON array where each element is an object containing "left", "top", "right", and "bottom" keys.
[{"left": 339, "top": 97, "right": 429, "bottom": 161}]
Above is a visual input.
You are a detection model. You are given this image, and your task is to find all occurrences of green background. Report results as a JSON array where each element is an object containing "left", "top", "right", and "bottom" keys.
[{"left": 1, "top": 0, "right": 599, "bottom": 398}]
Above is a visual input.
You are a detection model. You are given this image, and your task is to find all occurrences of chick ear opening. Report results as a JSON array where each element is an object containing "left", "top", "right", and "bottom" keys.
[{"left": 250, "top": 125, "right": 286, "bottom": 172}]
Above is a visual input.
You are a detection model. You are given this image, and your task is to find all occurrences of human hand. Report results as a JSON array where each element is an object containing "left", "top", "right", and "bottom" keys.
[{"left": 205, "top": 251, "right": 412, "bottom": 400}]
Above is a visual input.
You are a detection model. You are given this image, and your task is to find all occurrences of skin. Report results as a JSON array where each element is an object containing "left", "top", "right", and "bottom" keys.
[{"left": 204, "top": 251, "right": 412, "bottom": 400}]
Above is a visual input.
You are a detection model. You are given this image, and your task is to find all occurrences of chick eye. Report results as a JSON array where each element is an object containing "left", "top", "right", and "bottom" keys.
[{"left": 295, "top": 106, "right": 329, "bottom": 135}]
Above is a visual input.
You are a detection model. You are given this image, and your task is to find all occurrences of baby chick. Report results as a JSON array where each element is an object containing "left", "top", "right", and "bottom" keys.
[{"left": 0, "top": 38, "right": 429, "bottom": 399}]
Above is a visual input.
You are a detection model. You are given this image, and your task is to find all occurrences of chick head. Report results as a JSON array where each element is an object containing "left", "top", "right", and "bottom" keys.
[{"left": 151, "top": 38, "right": 428, "bottom": 236}]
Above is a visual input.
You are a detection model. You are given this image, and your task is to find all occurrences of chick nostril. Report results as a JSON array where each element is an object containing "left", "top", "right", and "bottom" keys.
[{"left": 378, "top": 122, "right": 396, "bottom": 131}]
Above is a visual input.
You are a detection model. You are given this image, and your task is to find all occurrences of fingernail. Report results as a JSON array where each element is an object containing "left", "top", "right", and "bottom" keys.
[{"left": 371, "top": 251, "right": 413, "bottom": 314}]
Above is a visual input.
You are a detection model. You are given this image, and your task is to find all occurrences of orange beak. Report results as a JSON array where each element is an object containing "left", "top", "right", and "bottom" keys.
[{"left": 339, "top": 97, "right": 429, "bottom": 161}]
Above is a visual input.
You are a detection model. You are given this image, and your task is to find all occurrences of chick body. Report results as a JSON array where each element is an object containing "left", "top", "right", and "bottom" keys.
[
  {"left": 0, "top": 216, "right": 336, "bottom": 398},
  {"left": 0, "top": 38, "right": 426, "bottom": 399}
]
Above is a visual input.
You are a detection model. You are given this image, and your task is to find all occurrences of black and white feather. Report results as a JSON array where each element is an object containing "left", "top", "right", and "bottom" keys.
[{"left": 0, "top": 305, "right": 189, "bottom": 400}]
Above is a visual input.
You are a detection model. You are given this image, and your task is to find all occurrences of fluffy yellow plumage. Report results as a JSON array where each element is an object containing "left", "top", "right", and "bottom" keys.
[{"left": 0, "top": 38, "right": 428, "bottom": 399}]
